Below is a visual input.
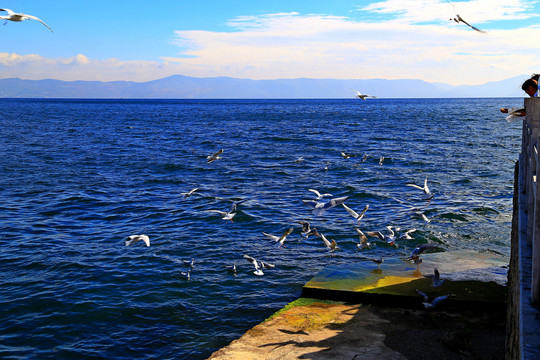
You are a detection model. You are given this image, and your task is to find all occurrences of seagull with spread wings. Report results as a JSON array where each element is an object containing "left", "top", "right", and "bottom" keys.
[
  {"left": 0, "top": 8, "right": 53, "bottom": 32},
  {"left": 351, "top": 88, "right": 378, "bottom": 100}
]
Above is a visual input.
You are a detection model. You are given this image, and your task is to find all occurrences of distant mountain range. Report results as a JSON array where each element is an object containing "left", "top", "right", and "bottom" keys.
[{"left": 0, "top": 74, "right": 527, "bottom": 98}]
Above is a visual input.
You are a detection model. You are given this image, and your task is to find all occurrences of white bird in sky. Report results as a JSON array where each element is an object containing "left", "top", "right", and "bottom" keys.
[
  {"left": 308, "top": 188, "right": 333, "bottom": 200},
  {"left": 263, "top": 227, "right": 294, "bottom": 249},
  {"left": 125, "top": 234, "right": 150, "bottom": 247},
  {"left": 0, "top": 8, "right": 53, "bottom": 32},
  {"left": 448, "top": 3, "right": 486, "bottom": 34},
  {"left": 302, "top": 196, "right": 349, "bottom": 217},
  {"left": 206, "top": 149, "right": 223, "bottom": 163},
  {"left": 406, "top": 177, "right": 434, "bottom": 202},
  {"left": 351, "top": 88, "right": 378, "bottom": 100},
  {"left": 342, "top": 204, "right": 369, "bottom": 225}
]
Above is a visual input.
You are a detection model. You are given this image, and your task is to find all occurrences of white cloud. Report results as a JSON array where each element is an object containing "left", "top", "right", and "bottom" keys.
[{"left": 2, "top": 1, "right": 540, "bottom": 85}]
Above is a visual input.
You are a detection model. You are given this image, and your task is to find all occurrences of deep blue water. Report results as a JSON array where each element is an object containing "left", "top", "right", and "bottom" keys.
[{"left": 0, "top": 98, "right": 523, "bottom": 359}]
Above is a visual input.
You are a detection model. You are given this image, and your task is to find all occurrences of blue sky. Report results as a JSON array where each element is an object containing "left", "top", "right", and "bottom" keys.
[{"left": 2, "top": 0, "right": 540, "bottom": 85}]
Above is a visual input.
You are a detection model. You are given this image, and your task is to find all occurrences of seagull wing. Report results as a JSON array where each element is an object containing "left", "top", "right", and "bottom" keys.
[
  {"left": 324, "top": 196, "right": 348, "bottom": 210},
  {"left": 302, "top": 199, "right": 320, "bottom": 209},
  {"left": 308, "top": 188, "right": 322, "bottom": 198},
  {"left": 431, "top": 295, "right": 451, "bottom": 308},
  {"left": 0, "top": 8, "right": 16, "bottom": 15},
  {"left": 355, "top": 228, "right": 368, "bottom": 244},
  {"left": 342, "top": 203, "right": 359, "bottom": 219},
  {"left": 319, "top": 233, "right": 332, "bottom": 248},
  {"left": 243, "top": 254, "right": 259, "bottom": 269},
  {"left": 279, "top": 227, "right": 294, "bottom": 241},
  {"left": 406, "top": 183, "right": 424, "bottom": 191},
  {"left": 206, "top": 209, "right": 228, "bottom": 216},
  {"left": 24, "top": 14, "right": 53, "bottom": 32},
  {"left": 263, "top": 232, "right": 280, "bottom": 241},
  {"left": 415, "top": 289, "right": 429, "bottom": 303},
  {"left": 366, "top": 231, "right": 385, "bottom": 241}
]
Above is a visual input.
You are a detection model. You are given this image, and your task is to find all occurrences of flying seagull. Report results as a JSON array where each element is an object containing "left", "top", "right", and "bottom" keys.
[
  {"left": 125, "top": 234, "right": 150, "bottom": 247},
  {"left": 342, "top": 203, "right": 369, "bottom": 225},
  {"left": 243, "top": 255, "right": 264, "bottom": 276},
  {"left": 340, "top": 151, "right": 357, "bottom": 159},
  {"left": 424, "top": 268, "right": 445, "bottom": 287},
  {"left": 316, "top": 231, "right": 340, "bottom": 252},
  {"left": 0, "top": 8, "right": 53, "bottom": 32},
  {"left": 399, "top": 228, "right": 417, "bottom": 240},
  {"left": 406, "top": 177, "right": 434, "bottom": 202},
  {"left": 263, "top": 227, "right": 294, "bottom": 249},
  {"left": 451, "top": 14, "right": 486, "bottom": 33},
  {"left": 206, "top": 199, "right": 246, "bottom": 222},
  {"left": 308, "top": 188, "right": 333, "bottom": 200},
  {"left": 181, "top": 188, "right": 199, "bottom": 198},
  {"left": 302, "top": 195, "right": 349, "bottom": 217},
  {"left": 355, "top": 228, "right": 371, "bottom": 250},
  {"left": 366, "top": 226, "right": 397, "bottom": 246},
  {"left": 351, "top": 88, "right": 378, "bottom": 100},
  {"left": 415, "top": 289, "right": 454, "bottom": 309},
  {"left": 206, "top": 149, "right": 224, "bottom": 163}
]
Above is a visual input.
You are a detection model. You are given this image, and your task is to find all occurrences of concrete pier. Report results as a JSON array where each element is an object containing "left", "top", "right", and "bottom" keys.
[{"left": 506, "top": 97, "right": 540, "bottom": 360}]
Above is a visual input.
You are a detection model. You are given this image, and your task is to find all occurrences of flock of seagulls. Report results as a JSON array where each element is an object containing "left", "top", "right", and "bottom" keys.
[{"left": 123, "top": 145, "right": 455, "bottom": 310}]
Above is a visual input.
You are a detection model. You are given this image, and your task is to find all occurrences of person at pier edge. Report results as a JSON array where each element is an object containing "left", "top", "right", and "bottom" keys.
[
  {"left": 522, "top": 74, "right": 540, "bottom": 97},
  {"left": 500, "top": 73, "right": 539, "bottom": 116}
]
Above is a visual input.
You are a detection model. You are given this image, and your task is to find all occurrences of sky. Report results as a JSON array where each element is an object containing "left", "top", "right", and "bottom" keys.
[{"left": 2, "top": 0, "right": 540, "bottom": 85}]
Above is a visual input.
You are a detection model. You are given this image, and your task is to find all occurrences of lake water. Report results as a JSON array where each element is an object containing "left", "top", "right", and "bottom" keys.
[{"left": 0, "top": 98, "right": 523, "bottom": 359}]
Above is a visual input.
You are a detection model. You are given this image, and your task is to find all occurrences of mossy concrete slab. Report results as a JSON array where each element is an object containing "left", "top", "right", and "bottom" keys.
[{"left": 302, "top": 249, "right": 508, "bottom": 310}]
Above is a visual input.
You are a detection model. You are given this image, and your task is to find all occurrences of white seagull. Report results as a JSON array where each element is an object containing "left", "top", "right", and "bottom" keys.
[
  {"left": 355, "top": 228, "right": 371, "bottom": 250},
  {"left": 0, "top": 8, "right": 53, "bottom": 32},
  {"left": 181, "top": 188, "right": 199, "bottom": 198},
  {"left": 206, "top": 199, "right": 245, "bottom": 222},
  {"left": 315, "top": 231, "right": 340, "bottom": 252},
  {"left": 407, "top": 244, "right": 436, "bottom": 259},
  {"left": 406, "top": 177, "right": 434, "bottom": 202},
  {"left": 180, "top": 269, "right": 191, "bottom": 280},
  {"left": 351, "top": 88, "right": 378, "bottom": 100},
  {"left": 263, "top": 227, "right": 294, "bottom": 249},
  {"left": 340, "top": 151, "right": 357, "bottom": 159},
  {"left": 342, "top": 204, "right": 369, "bottom": 225},
  {"left": 399, "top": 228, "right": 417, "bottom": 240},
  {"left": 302, "top": 195, "right": 349, "bottom": 217},
  {"left": 125, "top": 234, "right": 150, "bottom": 247},
  {"left": 308, "top": 188, "right": 333, "bottom": 200},
  {"left": 206, "top": 149, "right": 223, "bottom": 163},
  {"left": 243, "top": 255, "right": 264, "bottom": 276},
  {"left": 366, "top": 226, "right": 397, "bottom": 246}
]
